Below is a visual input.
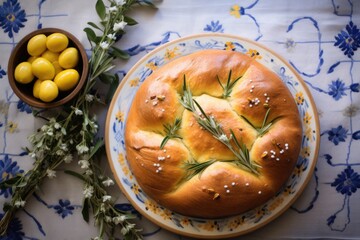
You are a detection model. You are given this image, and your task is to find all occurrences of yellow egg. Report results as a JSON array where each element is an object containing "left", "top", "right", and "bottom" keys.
[
  {"left": 58, "top": 47, "right": 79, "bottom": 69},
  {"left": 27, "top": 56, "right": 37, "bottom": 64},
  {"left": 27, "top": 34, "right": 47, "bottom": 56},
  {"left": 46, "top": 33, "right": 69, "bottom": 52},
  {"left": 31, "top": 57, "right": 55, "bottom": 80},
  {"left": 14, "top": 62, "right": 34, "bottom": 84},
  {"left": 41, "top": 50, "right": 59, "bottom": 63},
  {"left": 52, "top": 61, "right": 64, "bottom": 75},
  {"left": 32, "top": 79, "right": 43, "bottom": 98},
  {"left": 39, "top": 80, "right": 59, "bottom": 102},
  {"left": 54, "top": 69, "right": 79, "bottom": 91}
]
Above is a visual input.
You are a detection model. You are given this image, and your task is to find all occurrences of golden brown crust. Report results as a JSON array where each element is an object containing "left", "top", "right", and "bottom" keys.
[{"left": 124, "top": 49, "right": 302, "bottom": 218}]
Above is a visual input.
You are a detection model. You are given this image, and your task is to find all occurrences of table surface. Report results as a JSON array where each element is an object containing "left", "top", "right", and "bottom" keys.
[{"left": 1, "top": 0, "right": 360, "bottom": 239}]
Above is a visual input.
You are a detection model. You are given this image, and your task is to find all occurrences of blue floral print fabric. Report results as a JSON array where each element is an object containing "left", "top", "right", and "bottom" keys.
[{"left": 0, "top": 0, "right": 359, "bottom": 239}]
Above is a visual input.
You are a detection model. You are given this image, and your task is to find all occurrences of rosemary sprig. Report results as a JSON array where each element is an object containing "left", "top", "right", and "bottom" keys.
[
  {"left": 160, "top": 118, "right": 182, "bottom": 149},
  {"left": 228, "top": 129, "right": 254, "bottom": 169},
  {"left": 241, "top": 108, "right": 273, "bottom": 137},
  {"left": 179, "top": 77, "right": 260, "bottom": 175},
  {"left": 217, "top": 70, "right": 242, "bottom": 98},
  {"left": 182, "top": 159, "right": 217, "bottom": 181},
  {"left": 259, "top": 108, "right": 272, "bottom": 136},
  {"left": 179, "top": 77, "right": 224, "bottom": 137}
]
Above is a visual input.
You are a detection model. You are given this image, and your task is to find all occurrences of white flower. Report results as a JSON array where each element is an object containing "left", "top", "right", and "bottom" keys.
[
  {"left": 46, "top": 129, "right": 54, "bottom": 136},
  {"left": 83, "top": 186, "right": 94, "bottom": 198},
  {"left": 85, "top": 169, "right": 93, "bottom": 175},
  {"left": 100, "top": 203, "right": 106, "bottom": 212},
  {"left": 89, "top": 121, "right": 99, "bottom": 134},
  {"left": 100, "top": 41, "right": 110, "bottom": 50},
  {"left": 113, "top": 215, "right": 126, "bottom": 224},
  {"left": 218, "top": 134, "right": 228, "bottom": 142},
  {"left": 54, "top": 122, "right": 61, "bottom": 129},
  {"left": 76, "top": 144, "right": 89, "bottom": 154},
  {"left": 56, "top": 150, "right": 64, "bottom": 156},
  {"left": 102, "top": 195, "right": 112, "bottom": 202},
  {"left": 113, "top": 21, "right": 127, "bottom": 31},
  {"left": 64, "top": 154, "right": 73, "bottom": 163},
  {"left": 108, "top": 6, "right": 117, "bottom": 12},
  {"left": 60, "top": 143, "right": 68, "bottom": 151},
  {"left": 46, "top": 169, "right": 56, "bottom": 179},
  {"left": 85, "top": 94, "right": 94, "bottom": 102},
  {"left": 104, "top": 216, "right": 112, "bottom": 223},
  {"left": 49, "top": 118, "right": 57, "bottom": 123},
  {"left": 102, "top": 178, "right": 114, "bottom": 187},
  {"left": 121, "top": 223, "right": 135, "bottom": 235},
  {"left": 115, "top": 0, "right": 125, "bottom": 6},
  {"left": 107, "top": 33, "right": 116, "bottom": 40},
  {"left": 74, "top": 108, "right": 83, "bottom": 115},
  {"left": 14, "top": 200, "right": 26, "bottom": 208},
  {"left": 78, "top": 159, "right": 90, "bottom": 169}
]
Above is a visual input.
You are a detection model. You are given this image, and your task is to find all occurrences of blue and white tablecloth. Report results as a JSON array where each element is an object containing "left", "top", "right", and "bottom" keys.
[{"left": 0, "top": 0, "right": 360, "bottom": 239}]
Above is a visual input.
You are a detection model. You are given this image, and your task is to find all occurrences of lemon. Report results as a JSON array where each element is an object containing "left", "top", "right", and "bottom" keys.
[
  {"left": 27, "top": 34, "right": 47, "bottom": 56},
  {"left": 41, "top": 50, "right": 59, "bottom": 63},
  {"left": 32, "top": 79, "right": 43, "bottom": 98},
  {"left": 31, "top": 57, "right": 55, "bottom": 80},
  {"left": 52, "top": 61, "right": 64, "bottom": 75},
  {"left": 46, "top": 33, "right": 69, "bottom": 52},
  {"left": 14, "top": 62, "right": 34, "bottom": 84},
  {"left": 27, "top": 56, "right": 37, "bottom": 64},
  {"left": 39, "top": 80, "right": 59, "bottom": 102},
  {"left": 58, "top": 47, "right": 79, "bottom": 69},
  {"left": 54, "top": 69, "right": 80, "bottom": 91}
]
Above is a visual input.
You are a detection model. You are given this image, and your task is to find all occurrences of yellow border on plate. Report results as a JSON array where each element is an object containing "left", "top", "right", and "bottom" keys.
[{"left": 105, "top": 33, "right": 320, "bottom": 239}]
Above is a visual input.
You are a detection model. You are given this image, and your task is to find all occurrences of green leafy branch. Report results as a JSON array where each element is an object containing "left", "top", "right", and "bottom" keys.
[
  {"left": 82, "top": 0, "right": 155, "bottom": 104},
  {"left": 0, "top": 0, "right": 155, "bottom": 239}
]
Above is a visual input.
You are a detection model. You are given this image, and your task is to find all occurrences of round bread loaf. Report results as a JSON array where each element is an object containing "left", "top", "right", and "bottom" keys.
[{"left": 125, "top": 49, "right": 302, "bottom": 218}]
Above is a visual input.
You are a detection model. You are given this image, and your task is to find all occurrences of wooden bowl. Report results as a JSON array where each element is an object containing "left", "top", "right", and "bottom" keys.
[{"left": 8, "top": 28, "right": 89, "bottom": 108}]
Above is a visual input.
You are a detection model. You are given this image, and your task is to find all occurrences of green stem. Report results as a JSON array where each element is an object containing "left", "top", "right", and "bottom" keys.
[{"left": 0, "top": 210, "right": 14, "bottom": 235}]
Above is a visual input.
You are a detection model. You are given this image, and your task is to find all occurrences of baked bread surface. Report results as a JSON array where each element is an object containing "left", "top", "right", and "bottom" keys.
[{"left": 125, "top": 49, "right": 302, "bottom": 218}]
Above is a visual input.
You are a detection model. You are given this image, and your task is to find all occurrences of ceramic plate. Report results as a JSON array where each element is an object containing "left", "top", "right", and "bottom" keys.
[{"left": 105, "top": 33, "right": 320, "bottom": 239}]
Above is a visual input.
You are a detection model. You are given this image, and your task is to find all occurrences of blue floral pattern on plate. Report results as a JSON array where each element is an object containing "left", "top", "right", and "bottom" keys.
[{"left": 105, "top": 33, "right": 320, "bottom": 238}]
